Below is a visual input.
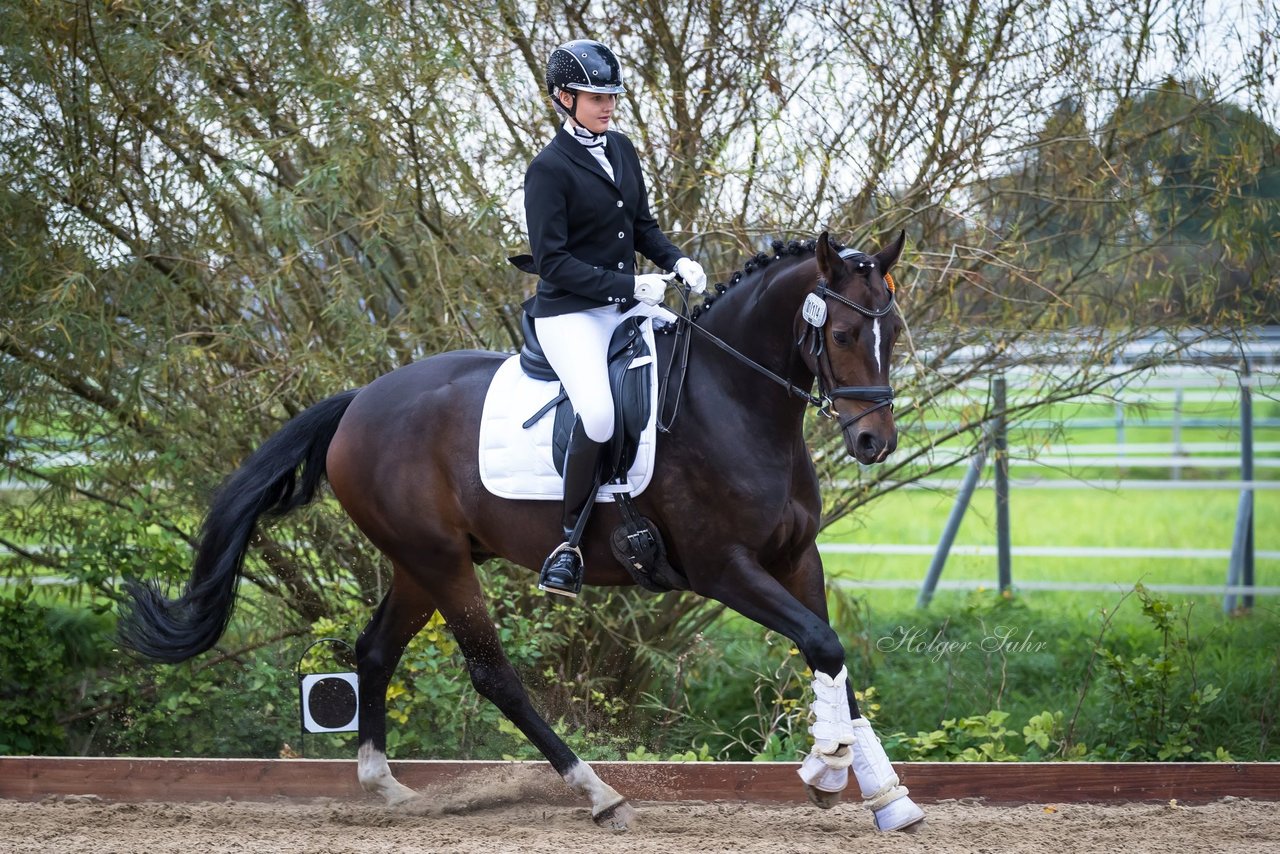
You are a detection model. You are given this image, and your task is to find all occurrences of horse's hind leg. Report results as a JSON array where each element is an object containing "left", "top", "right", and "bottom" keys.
[
  {"left": 355, "top": 567, "right": 436, "bottom": 805},
  {"left": 432, "top": 561, "right": 636, "bottom": 831}
]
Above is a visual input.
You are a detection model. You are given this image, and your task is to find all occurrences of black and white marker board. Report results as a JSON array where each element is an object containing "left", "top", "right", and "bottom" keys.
[{"left": 300, "top": 671, "right": 359, "bottom": 733}]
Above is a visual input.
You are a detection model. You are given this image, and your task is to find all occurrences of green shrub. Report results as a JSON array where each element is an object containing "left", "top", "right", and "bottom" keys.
[
  {"left": 8, "top": 564, "right": 1274, "bottom": 763},
  {"left": 0, "top": 583, "right": 112, "bottom": 754},
  {"left": 1090, "top": 586, "right": 1235, "bottom": 760},
  {"left": 656, "top": 583, "right": 1274, "bottom": 763},
  {"left": 94, "top": 646, "right": 299, "bottom": 757},
  {"left": 299, "top": 561, "right": 725, "bottom": 761}
]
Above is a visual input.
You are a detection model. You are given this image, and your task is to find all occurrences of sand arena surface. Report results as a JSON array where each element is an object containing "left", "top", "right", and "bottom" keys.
[{"left": 2, "top": 786, "right": 1276, "bottom": 854}]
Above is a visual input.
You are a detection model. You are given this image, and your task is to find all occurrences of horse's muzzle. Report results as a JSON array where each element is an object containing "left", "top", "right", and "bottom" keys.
[{"left": 847, "top": 420, "right": 897, "bottom": 465}]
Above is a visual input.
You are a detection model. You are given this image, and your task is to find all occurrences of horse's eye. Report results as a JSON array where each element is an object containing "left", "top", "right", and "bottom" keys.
[{"left": 832, "top": 328, "right": 852, "bottom": 347}]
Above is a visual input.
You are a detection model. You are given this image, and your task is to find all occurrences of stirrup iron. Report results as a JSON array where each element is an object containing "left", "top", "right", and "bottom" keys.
[{"left": 538, "top": 542, "right": 584, "bottom": 599}]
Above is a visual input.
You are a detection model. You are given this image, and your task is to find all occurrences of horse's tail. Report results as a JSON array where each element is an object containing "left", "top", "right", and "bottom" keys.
[{"left": 119, "top": 388, "right": 361, "bottom": 663}]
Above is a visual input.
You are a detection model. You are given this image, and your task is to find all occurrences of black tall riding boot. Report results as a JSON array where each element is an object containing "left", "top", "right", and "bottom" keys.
[{"left": 538, "top": 421, "right": 607, "bottom": 599}]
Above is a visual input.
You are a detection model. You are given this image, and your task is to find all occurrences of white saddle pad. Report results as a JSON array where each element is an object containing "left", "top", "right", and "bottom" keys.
[{"left": 478, "top": 305, "right": 673, "bottom": 502}]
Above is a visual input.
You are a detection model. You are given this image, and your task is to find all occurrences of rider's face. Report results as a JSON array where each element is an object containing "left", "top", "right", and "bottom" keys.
[{"left": 561, "top": 90, "right": 616, "bottom": 134}]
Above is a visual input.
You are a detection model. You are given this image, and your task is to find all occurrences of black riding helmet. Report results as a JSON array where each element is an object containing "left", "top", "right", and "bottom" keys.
[{"left": 546, "top": 40, "right": 625, "bottom": 120}]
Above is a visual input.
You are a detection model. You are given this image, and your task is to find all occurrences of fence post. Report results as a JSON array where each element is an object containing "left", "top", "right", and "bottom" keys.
[
  {"left": 1113, "top": 367, "right": 1126, "bottom": 453},
  {"left": 1172, "top": 384, "right": 1184, "bottom": 481},
  {"left": 918, "top": 429, "right": 991, "bottom": 609},
  {"left": 1225, "top": 360, "right": 1256, "bottom": 613},
  {"left": 994, "top": 375, "right": 1012, "bottom": 594}
]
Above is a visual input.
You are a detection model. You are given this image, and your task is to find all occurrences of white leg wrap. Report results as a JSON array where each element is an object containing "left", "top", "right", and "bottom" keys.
[
  {"left": 849, "top": 719, "right": 925, "bottom": 831},
  {"left": 796, "top": 667, "right": 856, "bottom": 793},
  {"left": 807, "top": 666, "right": 856, "bottom": 753},
  {"left": 797, "top": 667, "right": 925, "bottom": 830},
  {"left": 797, "top": 752, "right": 849, "bottom": 792}
]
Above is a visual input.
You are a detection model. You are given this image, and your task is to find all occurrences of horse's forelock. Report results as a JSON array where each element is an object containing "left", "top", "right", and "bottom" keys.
[{"left": 825, "top": 252, "right": 894, "bottom": 308}]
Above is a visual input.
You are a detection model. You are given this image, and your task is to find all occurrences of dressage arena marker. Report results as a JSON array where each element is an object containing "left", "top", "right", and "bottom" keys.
[
  {"left": 296, "top": 639, "right": 359, "bottom": 751},
  {"left": 299, "top": 673, "right": 359, "bottom": 734},
  {"left": 2, "top": 758, "right": 1277, "bottom": 804}
]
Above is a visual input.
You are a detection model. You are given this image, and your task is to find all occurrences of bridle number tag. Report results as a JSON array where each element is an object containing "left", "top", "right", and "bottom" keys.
[{"left": 802, "top": 293, "right": 827, "bottom": 328}]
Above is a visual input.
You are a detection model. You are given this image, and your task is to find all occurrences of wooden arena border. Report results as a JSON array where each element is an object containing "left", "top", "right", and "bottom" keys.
[{"left": 2, "top": 758, "right": 1278, "bottom": 804}]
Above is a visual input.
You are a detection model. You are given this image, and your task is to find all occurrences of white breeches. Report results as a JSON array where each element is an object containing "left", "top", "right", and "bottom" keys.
[{"left": 535, "top": 305, "right": 619, "bottom": 443}]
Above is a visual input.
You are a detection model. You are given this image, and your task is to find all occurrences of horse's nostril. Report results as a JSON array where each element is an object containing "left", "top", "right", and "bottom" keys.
[{"left": 856, "top": 431, "right": 882, "bottom": 458}]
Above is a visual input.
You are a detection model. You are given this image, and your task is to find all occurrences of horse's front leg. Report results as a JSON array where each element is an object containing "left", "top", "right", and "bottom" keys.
[{"left": 698, "top": 548, "right": 924, "bottom": 832}]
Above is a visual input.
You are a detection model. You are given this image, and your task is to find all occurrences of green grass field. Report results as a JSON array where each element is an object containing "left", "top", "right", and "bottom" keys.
[
  {"left": 823, "top": 487, "right": 1275, "bottom": 579},
  {"left": 819, "top": 486, "right": 1274, "bottom": 621}
]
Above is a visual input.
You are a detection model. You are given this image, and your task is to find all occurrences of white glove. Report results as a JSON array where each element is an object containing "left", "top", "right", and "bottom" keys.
[
  {"left": 674, "top": 257, "right": 707, "bottom": 294},
  {"left": 633, "top": 272, "right": 676, "bottom": 305}
]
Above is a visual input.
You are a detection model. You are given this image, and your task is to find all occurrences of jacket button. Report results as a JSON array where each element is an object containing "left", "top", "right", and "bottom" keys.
[
  {"left": 617, "top": 262, "right": 624, "bottom": 269},
  {"left": 616, "top": 200, "right": 623, "bottom": 208},
  {"left": 618, "top": 231, "right": 625, "bottom": 238}
]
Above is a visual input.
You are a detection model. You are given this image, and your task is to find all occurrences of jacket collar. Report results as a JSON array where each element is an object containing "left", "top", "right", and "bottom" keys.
[{"left": 552, "top": 127, "right": 623, "bottom": 188}]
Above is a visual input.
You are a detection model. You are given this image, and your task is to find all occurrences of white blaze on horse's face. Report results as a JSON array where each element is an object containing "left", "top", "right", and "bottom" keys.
[{"left": 872, "top": 318, "right": 882, "bottom": 373}]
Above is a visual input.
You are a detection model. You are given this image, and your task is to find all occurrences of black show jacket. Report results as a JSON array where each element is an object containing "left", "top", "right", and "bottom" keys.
[{"left": 522, "top": 127, "right": 686, "bottom": 318}]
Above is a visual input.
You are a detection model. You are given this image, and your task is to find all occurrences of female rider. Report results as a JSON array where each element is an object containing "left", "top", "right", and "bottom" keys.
[{"left": 523, "top": 39, "right": 706, "bottom": 599}]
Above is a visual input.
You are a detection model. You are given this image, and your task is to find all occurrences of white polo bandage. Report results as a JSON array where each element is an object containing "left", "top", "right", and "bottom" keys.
[
  {"left": 796, "top": 669, "right": 924, "bottom": 829},
  {"left": 798, "top": 750, "right": 850, "bottom": 792},
  {"left": 797, "top": 666, "right": 857, "bottom": 792},
  {"left": 849, "top": 718, "right": 910, "bottom": 811}
]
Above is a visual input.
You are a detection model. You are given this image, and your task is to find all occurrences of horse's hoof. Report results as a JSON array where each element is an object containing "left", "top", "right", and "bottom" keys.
[
  {"left": 388, "top": 793, "right": 432, "bottom": 815},
  {"left": 874, "top": 796, "right": 925, "bottom": 832},
  {"left": 804, "top": 784, "right": 843, "bottom": 809},
  {"left": 376, "top": 785, "right": 423, "bottom": 808},
  {"left": 593, "top": 799, "right": 637, "bottom": 832}
]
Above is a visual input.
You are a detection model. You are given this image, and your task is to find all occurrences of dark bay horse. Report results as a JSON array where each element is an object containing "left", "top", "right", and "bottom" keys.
[{"left": 121, "top": 231, "right": 925, "bottom": 832}]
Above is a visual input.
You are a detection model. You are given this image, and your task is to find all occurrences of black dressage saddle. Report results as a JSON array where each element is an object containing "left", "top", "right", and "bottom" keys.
[{"left": 518, "top": 310, "right": 651, "bottom": 483}]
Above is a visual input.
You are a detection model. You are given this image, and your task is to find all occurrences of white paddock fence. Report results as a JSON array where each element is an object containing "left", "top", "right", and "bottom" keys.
[{"left": 828, "top": 336, "right": 1277, "bottom": 609}]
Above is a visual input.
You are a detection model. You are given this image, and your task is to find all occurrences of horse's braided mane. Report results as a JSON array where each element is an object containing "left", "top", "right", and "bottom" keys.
[{"left": 665, "top": 237, "right": 846, "bottom": 327}]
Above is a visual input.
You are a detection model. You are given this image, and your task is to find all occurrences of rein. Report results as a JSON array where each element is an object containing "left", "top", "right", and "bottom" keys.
[
  {"left": 657, "top": 257, "right": 896, "bottom": 433},
  {"left": 692, "top": 319, "right": 828, "bottom": 407}
]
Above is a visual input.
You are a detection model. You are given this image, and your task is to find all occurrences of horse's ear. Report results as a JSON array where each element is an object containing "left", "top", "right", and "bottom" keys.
[
  {"left": 875, "top": 230, "right": 906, "bottom": 274},
  {"left": 816, "top": 231, "right": 839, "bottom": 280}
]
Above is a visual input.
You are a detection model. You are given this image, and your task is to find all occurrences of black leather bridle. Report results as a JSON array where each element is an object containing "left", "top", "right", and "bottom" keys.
[
  {"left": 657, "top": 249, "right": 896, "bottom": 434},
  {"left": 803, "top": 250, "right": 896, "bottom": 430}
]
